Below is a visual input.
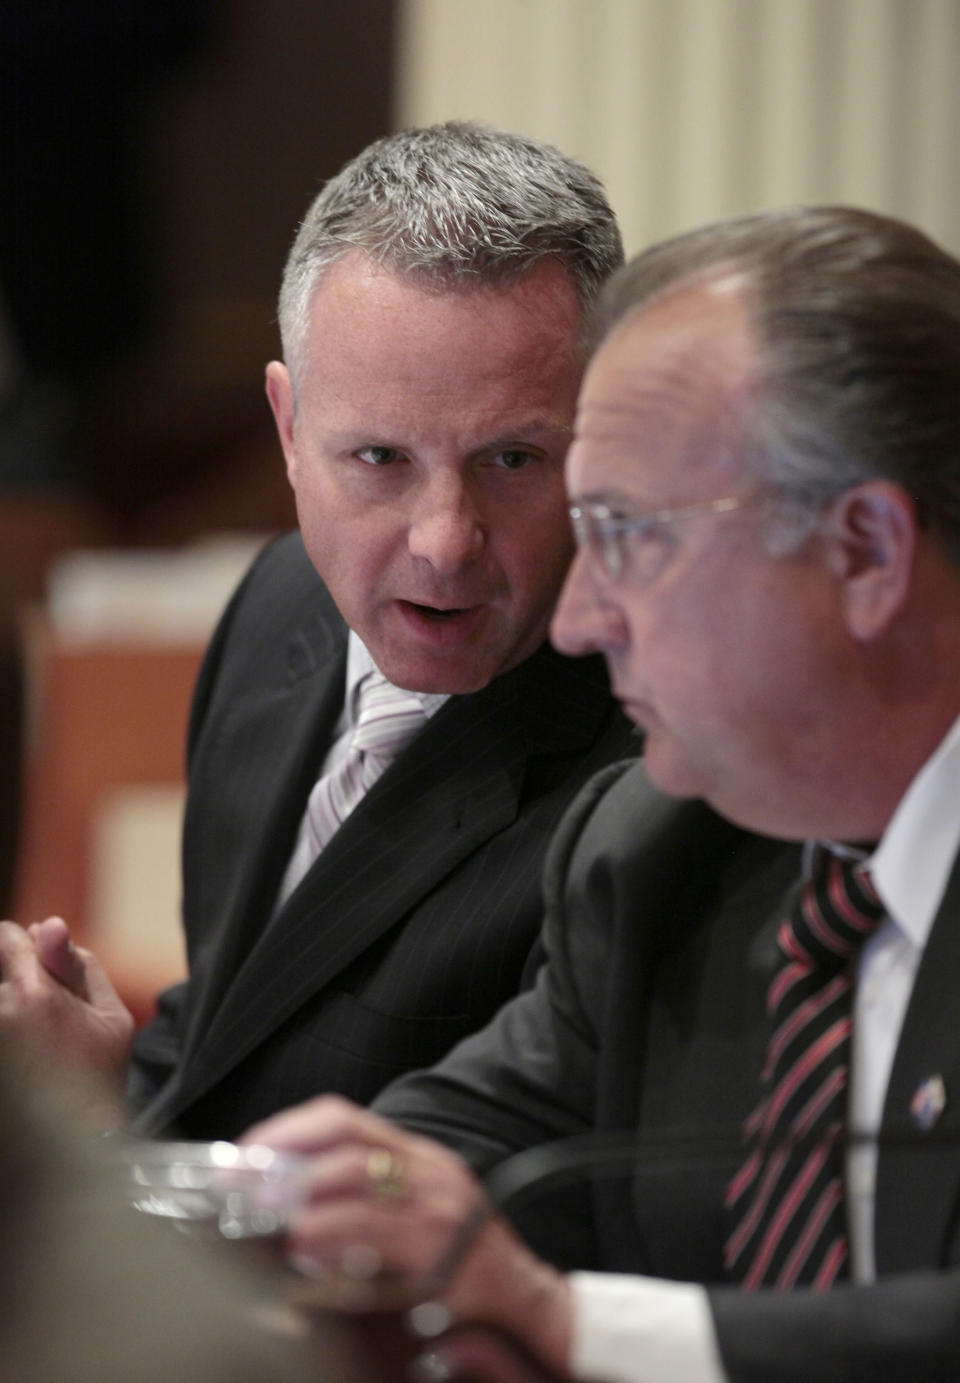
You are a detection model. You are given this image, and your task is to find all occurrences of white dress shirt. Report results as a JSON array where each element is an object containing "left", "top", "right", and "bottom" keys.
[{"left": 571, "top": 712, "right": 960, "bottom": 1383}]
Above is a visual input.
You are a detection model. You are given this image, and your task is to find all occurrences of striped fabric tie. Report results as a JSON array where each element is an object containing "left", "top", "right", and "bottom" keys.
[
  {"left": 305, "top": 672, "right": 427, "bottom": 854},
  {"left": 724, "top": 847, "right": 886, "bottom": 1290}
]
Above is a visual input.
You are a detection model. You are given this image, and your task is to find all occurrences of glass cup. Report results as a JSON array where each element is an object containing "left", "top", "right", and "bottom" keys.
[{"left": 104, "top": 1136, "right": 312, "bottom": 1245}]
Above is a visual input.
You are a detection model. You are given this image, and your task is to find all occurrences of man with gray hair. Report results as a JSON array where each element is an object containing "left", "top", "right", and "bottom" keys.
[
  {"left": 0, "top": 122, "right": 635, "bottom": 1138},
  {"left": 245, "top": 205, "right": 960, "bottom": 1381}
]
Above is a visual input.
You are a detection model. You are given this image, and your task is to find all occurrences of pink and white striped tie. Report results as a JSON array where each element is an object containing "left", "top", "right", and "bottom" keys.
[
  {"left": 305, "top": 672, "right": 427, "bottom": 855},
  {"left": 724, "top": 849, "right": 885, "bottom": 1289}
]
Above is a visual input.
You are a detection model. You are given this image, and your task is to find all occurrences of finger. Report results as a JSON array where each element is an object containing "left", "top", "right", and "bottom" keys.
[
  {"left": 286, "top": 1197, "right": 441, "bottom": 1284},
  {"left": 29, "top": 917, "right": 86, "bottom": 991},
  {"left": 296, "top": 1145, "right": 374, "bottom": 1203},
  {"left": 243, "top": 1094, "right": 394, "bottom": 1154},
  {"left": 300, "top": 1141, "right": 434, "bottom": 1214},
  {"left": 71, "top": 946, "right": 126, "bottom": 1011},
  {"left": 241, "top": 1096, "right": 341, "bottom": 1150},
  {"left": 288, "top": 1155, "right": 483, "bottom": 1276},
  {"left": 0, "top": 919, "right": 41, "bottom": 978}
]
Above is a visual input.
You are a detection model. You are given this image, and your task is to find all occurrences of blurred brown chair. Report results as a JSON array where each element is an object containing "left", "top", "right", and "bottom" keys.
[{"left": 11, "top": 611, "right": 201, "bottom": 1021}]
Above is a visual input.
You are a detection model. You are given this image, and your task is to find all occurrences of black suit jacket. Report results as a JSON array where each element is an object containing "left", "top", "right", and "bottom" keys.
[
  {"left": 376, "top": 759, "right": 960, "bottom": 1381},
  {"left": 129, "top": 534, "right": 638, "bottom": 1139}
]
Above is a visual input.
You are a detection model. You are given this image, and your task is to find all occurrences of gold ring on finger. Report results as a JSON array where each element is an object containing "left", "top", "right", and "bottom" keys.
[{"left": 366, "top": 1146, "right": 406, "bottom": 1202}]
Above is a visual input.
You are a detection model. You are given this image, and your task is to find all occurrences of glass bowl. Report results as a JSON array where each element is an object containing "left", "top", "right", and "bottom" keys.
[{"left": 106, "top": 1137, "right": 311, "bottom": 1241}]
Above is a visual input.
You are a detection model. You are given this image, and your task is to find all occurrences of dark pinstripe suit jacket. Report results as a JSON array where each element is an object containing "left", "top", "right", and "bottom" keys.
[{"left": 128, "top": 533, "right": 638, "bottom": 1139}]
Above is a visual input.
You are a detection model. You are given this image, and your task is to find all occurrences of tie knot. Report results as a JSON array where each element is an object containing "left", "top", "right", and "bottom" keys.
[
  {"left": 780, "top": 849, "right": 886, "bottom": 976},
  {"left": 351, "top": 673, "right": 427, "bottom": 761}
]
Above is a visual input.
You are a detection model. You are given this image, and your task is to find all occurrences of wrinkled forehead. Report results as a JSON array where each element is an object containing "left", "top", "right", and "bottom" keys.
[{"left": 571, "top": 279, "right": 758, "bottom": 495}]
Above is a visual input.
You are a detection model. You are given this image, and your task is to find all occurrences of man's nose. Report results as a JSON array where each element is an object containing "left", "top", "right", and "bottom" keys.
[
  {"left": 407, "top": 478, "right": 485, "bottom": 573},
  {"left": 550, "top": 550, "right": 627, "bottom": 656}
]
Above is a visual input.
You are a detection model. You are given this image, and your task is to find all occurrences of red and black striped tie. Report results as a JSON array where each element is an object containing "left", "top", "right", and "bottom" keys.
[{"left": 724, "top": 848, "right": 886, "bottom": 1290}]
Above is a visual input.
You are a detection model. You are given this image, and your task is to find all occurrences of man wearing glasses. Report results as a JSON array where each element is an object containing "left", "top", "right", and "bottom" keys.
[{"left": 245, "top": 205, "right": 960, "bottom": 1382}]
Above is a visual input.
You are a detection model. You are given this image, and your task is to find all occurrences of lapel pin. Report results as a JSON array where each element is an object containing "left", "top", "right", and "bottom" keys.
[{"left": 910, "top": 1074, "right": 947, "bottom": 1131}]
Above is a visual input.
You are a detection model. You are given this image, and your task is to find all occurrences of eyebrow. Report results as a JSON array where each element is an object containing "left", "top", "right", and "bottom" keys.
[
  {"left": 313, "top": 419, "right": 576, "bottom": 460},
  {"left": 480, "top": 421, "right": 574, "bottom": 450}
]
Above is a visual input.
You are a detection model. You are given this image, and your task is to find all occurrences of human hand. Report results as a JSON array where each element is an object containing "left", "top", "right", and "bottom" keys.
[
  {"left": 0, "top": 917, "right": 134, "bottom": 1094},
  {"left": 241, "top": 1096, "right": 573, "bottom": 1376}
]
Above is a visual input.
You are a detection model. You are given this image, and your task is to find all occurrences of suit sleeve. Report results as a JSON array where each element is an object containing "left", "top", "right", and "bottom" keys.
[
  {"left": 707, "top": 1270, "right": 960, "bottom": 1382},
  {"left": 372, "top": 762, "right": 634, "bottom": 1266},
  {"left": 372, "top": 763, "right": 629, "bottom": 1155}
]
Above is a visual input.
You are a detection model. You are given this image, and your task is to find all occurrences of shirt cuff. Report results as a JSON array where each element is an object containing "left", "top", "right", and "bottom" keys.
[{"left": 569, "top": 1271, "right": 728, "bottom": 1383}]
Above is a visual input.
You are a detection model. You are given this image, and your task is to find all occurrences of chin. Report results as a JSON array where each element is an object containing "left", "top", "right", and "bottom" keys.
[
  {"left": 373, "top": 652, "right": 496, "bottom": 696},
  {"left": 641, "top": 744, "right": 710, "bottom": 804}
]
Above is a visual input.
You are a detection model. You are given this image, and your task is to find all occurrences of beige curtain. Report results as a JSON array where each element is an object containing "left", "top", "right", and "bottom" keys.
[{"left": 395, "top": 0, "right": 960, "bottom": 257}]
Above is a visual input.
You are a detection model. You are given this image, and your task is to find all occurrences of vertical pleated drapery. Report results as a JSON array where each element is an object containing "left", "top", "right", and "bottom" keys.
[{"left": 395, "top": 0, "right": 960, "bottom": 260}]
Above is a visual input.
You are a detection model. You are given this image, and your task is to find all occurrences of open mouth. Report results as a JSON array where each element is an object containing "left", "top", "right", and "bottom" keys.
[
  {"left": 396, "top": 600, "right": 487, "bottom": 644},
  {"left": 404, "top": 602, "right": 470, "bottom": 620}
]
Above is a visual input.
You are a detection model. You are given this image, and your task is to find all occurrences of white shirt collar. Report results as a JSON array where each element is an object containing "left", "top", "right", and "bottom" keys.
[
  {"left": 858, "top": 711, "right": 960, "bottom": 951},
  {"left": 345, "top": 631, "right": 449, "bottom": 723}
]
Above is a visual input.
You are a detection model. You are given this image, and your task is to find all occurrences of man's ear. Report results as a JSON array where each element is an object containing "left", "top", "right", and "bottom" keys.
[
  {"left": 823, "top": 481, "right": 918, "bottom": 641},
  {"left": 265, "top": 361, "right": 298, "bottom": 485}
]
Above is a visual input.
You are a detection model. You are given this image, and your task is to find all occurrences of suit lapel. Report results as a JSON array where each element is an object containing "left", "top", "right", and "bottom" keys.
[
  {"left": 170, "top": 644, "right": 614, "bottom": 1113},
  {"left": 875, "top": 847, "right": 960, "bottom": 1271},
  {"left": 177, "top": 613, "right": 348, "bottom": 1068}
]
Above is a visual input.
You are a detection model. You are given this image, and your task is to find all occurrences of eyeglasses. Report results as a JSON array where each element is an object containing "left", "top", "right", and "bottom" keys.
[{"left": 569, "top": 493, "right": 765, "bottom": 584}]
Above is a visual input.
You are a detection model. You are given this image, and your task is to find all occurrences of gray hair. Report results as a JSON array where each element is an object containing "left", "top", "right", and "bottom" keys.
[
  {"left": 597, "top": 205, "right": 960, "bottom": 564},
  {"left": 278, "top": 120, "right": 623, "bottom": 383}
]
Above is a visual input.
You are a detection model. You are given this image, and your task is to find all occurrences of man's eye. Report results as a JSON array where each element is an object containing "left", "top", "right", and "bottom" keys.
[
  {"left": 356, "top": 446, "right": 398, "bottom": 466},
  {"left": 623, "top": 522, "right": 674, "bottom": 578},
  {"left": 626, "top": 520, "right": 668, "bottom": 548},
  {"left": 493, "top": 449, "right": 535, "bottom": 471}
]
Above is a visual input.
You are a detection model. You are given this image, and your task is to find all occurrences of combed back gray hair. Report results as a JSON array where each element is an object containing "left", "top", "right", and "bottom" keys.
[
  {"left": 598, "top": 206, "right": 960, "bottom": 564},
  {"left": 278, "top": 120, "right": 623, "bottom": 382}
]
